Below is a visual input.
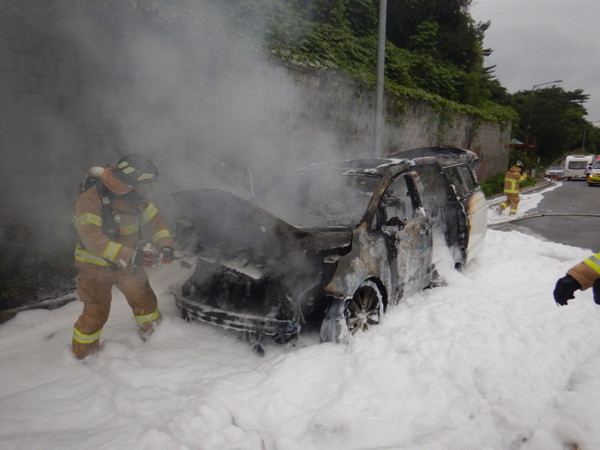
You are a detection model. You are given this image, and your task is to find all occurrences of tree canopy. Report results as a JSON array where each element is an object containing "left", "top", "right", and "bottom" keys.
[{"left": 509, "top": 87, "right": 599, "bottom": 164}]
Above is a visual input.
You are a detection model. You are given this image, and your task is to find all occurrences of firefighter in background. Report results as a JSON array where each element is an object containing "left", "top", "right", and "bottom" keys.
[
  {"left": 554, "top": 253, "right": 600, "bottom": 306},
  {"left": 71, "top": 154, "right": 175, "bottom": 359},
  {"left": 497, "top": 161, "right": 527, "bottom": 215}
]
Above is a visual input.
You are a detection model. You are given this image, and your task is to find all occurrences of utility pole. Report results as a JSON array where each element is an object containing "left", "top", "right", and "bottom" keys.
[{"left": 373, "top": 0, "right": 387, "bottom": 156}]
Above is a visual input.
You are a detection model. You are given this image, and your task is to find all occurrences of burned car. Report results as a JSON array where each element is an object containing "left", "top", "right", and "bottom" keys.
[
  {"left": 389, "top": 146, "right": 487, "bottom": 269},
  {"left": 173, "top": 147, "right": 486, "bottom": 348}
]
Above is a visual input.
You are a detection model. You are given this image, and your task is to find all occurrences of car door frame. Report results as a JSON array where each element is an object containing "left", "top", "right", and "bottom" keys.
[{"left": 374, "top": 171, "right": 433, "bottom": 303}]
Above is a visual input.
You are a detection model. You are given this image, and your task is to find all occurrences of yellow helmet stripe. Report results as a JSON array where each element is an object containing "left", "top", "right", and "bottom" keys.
[{"left": 137, "top": 173, "right": 155, "bottom": 181}]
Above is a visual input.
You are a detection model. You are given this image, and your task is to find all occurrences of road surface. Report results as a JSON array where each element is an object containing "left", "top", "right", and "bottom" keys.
[{"left": 497, "top": 180, "right": 600, "bottom": 251}]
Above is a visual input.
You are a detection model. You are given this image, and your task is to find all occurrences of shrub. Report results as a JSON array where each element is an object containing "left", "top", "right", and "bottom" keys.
[{"left": 480, "top": 171, "right": 504, "bottom": 197}]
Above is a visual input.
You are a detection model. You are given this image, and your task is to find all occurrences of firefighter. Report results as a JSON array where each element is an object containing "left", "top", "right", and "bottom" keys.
[
  {"left": 497, "top": 161, "right": 527, "bottom": 215},
  {"left": 71, "top": 154, "right": 175, "bottom": 359},
  {"left": 554, "top": 253, "right": 600, "bottom": 306}
]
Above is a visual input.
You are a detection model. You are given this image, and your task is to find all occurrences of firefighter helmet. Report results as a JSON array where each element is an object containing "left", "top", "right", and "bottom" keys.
[
  {"left": 515, "top": 160, "right": 524, "bottom": 168},
  {"left": 114, "top": 154, "right": 158, "bottom": 186}
]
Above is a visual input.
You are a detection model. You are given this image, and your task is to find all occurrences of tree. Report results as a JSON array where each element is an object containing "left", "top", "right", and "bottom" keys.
[{"left": 509, "top": 87, "right": 598, "bottom": 163}]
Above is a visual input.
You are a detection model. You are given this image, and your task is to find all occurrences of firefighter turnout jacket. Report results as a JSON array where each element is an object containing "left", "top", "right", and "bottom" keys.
[
  {"left": 73, "top": 167, "right": 174, "bottom": 269},
  {"left": 503, "top": 165, "right": 527, "bottom": 194},
  {"left": 567, "top": 253, "right": 600, "bottom": 290}
]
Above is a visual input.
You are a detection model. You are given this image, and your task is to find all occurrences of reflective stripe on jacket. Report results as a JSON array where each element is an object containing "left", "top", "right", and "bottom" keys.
[
  {"left": 567, "top": 252, "right": 600, "bottom": 290},
  {"left": 73, "top": 185, "right": 174, "bottom": 268},
  {"left": 503, "top": 166, "right": 527, "bottom": 194}
]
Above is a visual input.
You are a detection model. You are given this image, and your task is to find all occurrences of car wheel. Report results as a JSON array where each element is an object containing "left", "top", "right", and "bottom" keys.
[{"left": 320, "top": 280, "right": 384, "bottom": 343}]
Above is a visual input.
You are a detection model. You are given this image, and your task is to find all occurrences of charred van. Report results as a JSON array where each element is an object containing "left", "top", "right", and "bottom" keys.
[{"left": 172, "top": 147, "right": 486, "bottom": 349}]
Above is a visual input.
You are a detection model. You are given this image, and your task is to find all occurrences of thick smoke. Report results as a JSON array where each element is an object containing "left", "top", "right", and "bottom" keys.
[{"left": 0, "top": 2, "right": 351, "bottom": 260}]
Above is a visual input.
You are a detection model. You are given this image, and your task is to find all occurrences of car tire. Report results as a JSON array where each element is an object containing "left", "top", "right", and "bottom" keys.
[{"left": 320, "top": 280, "right": 384, "bottom": 344}]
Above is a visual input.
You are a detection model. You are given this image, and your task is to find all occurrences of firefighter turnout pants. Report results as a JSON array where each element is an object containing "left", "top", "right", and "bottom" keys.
[
  {"left": 72, "top": 265, "right": 161, "bottom": 359},
  {"left": 499, "top": 193, "right": 520, "bottom": 215}
]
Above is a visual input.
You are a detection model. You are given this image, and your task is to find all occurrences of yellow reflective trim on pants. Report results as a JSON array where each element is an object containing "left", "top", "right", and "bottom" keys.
[
  {"left": 73, "top": 327, "right": 103, "bottom": 344},
  {"left": 504, "top": 189, "right": 519, "bottom": 194},
  {"left": 151, "top": 229, "right": 172, "bottom": 245},
  {"left": 141, "top": 203, "right": 158, "bottom": 223},
  {"left": 584, "top": 254, "right": 600, "bottom": 275},
  {"left": 135, "top": 307, "right": 161, "bottom": 324}
]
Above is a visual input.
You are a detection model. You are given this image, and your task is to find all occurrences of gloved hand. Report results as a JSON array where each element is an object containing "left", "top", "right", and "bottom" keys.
[
  {"left": 593, "top": 278, "right": 600, "bottom": 305},
  {"left": 160, "top": 246, "right": 174, "bottom": 264},
  {"left": 133, "top": 249, "right": 158, "bottom": 267},
  {"left": 553, "top": 274, "right": 581, "bottom": 306}
]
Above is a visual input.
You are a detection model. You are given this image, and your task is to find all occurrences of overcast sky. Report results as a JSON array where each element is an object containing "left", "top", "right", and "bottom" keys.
[{"left": 470, "top": 0, "right": 600, "bottom": 121}]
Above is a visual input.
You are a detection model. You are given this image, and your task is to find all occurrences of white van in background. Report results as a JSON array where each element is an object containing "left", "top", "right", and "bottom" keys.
[{"left": 564, "top": 154, "right": 594, "bottom": 180}]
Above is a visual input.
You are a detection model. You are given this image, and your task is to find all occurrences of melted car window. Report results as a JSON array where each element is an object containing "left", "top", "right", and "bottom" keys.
[
  {"left": 260, "top": 173, "right": 380, "bottom": 228},
  {"left": 443, "top": 166, "right": 468, "bottom": 199},
  {"left": 457, "top": 165, "right": 477, "bottom": 192},
  {"left": 383, "top": 175, "right": 413, "bottom": 221}
]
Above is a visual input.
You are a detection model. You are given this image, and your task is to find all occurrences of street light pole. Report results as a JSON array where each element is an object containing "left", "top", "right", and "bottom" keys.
[
  {"left": 373, "top": 0, "right": 387, "bottom": 156},
  {"left": 526, "top": 79, "right": 563, "bottom": 142}
]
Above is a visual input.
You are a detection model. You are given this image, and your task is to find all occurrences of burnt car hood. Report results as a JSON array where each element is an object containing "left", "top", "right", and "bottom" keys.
[
  {"left": 172, "top": 188, "right": 352, "bottom": 272},
  {"left": 172, "top": 189, "right": 353, "bottom": 341}
]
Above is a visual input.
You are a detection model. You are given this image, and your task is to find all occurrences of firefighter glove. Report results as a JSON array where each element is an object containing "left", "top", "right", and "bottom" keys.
[
  {"left": 160, "top": 246, "right": 174, "bottom": 264},
  {"left": 553, "top": 275, "right": 581, "bottom": 306},
  {"left": 593, "top": 278, "right": 600, "bottom": 305},
  {"left": 133, "top": 249, "right": 157, "bottom": 267}
]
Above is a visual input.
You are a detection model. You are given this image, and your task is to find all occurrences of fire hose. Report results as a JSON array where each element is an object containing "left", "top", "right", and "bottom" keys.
[{"left": 488, "top": 212, "right": 600, "bottom": 227}]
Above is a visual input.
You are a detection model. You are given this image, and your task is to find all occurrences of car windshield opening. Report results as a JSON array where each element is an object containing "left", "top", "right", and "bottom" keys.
[{"left": 259, "top": 172, "right": 380, "bottom": 228}]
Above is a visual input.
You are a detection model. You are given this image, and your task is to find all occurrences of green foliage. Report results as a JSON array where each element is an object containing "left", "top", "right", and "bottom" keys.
[
  {"left": 220, "top": 0, "right": 516, "bottom": 124},
  {"left": 6, "top": 0, "right": 517, "bottom": 123},
  {"left": 510, "top": 87, "right": 598, "bottom": 164},
  {"left": 480, "top": 171, "right": 504, "bottom": 197}
]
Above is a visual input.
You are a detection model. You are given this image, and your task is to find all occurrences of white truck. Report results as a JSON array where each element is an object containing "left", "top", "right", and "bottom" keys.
[{"left": 564, "top": 154, "right": 594, "bottom": 180}]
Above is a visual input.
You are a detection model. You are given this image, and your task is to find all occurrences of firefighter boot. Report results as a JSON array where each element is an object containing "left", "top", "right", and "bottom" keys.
[
  {"left": 135, "top": 307, "right": 162, "bottom": 342},
  {"left": 72, "top": 339, "right": 100, "bottom": 360}
]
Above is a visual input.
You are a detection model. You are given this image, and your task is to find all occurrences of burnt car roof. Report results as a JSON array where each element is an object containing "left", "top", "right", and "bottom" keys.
[
  {"left": 298, "top": 158, "right": 412, "bottom": 178},
  {"left": 297, "top": 147, "right": 478, "bottom": 178},
  {"left": 388, "top": 146, "right": 479, "bottom": 166}
]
